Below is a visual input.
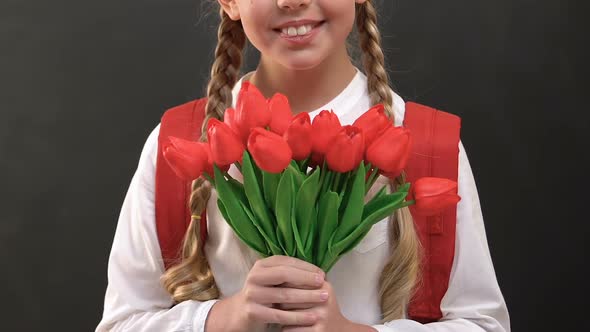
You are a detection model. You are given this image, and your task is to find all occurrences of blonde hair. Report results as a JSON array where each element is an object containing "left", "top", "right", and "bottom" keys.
[{"left": 161, "top": 2, "right": 421, "bottom": 323}]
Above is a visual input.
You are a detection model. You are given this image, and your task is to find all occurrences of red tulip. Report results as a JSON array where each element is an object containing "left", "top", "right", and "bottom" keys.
[
  {"left": 235, "top": 81, "right": 271, "bottom": 142},
  {"left": 352, "top": 104, "right": 391, "bottom": 149},
  {"left": 325, "top": 126, "right": 365, "bottom": 173},
  {"left": 207, "top": 118, "right": 245, "bottom": 167},
  {"left": 311, "top": 110, "right": 341, "bottom": 165},
  {"left": 268, "top": 93, "right": 292, "bottom": 136},
  {"left": 223, "top": 107, "right": 241, "bottom": 136},
  {"left": 366, "top": 126, "right": 412, "bottom": 179},
  {"left": 284, "top": 112, "right": 312, "bottom": 160},
  {"left": 162, "top": 136, "right": 209, "bottom": 181},
  {"left": 412, "top": 177, "right": 461, "bottom": 216},
  {"left": 248, "top": 128, "right": 292, "bottom": 173}
]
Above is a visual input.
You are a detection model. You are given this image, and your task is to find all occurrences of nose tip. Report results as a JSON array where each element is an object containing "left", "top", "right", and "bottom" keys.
[{"left": 277, "top": 0, "right": 311, "bottom": 10}]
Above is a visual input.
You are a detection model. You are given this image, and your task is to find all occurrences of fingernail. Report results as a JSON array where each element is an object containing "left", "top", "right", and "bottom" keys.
[
  {"left": 315, "top": 273, "right": 324, "bottom": 284},
  {"left": 320, "top": 292, "right": 329, "bottom": 301}
]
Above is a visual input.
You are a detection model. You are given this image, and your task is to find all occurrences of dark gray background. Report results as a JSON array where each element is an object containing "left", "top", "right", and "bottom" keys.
[{"left": 1, "top": 0, "right": 587, "bottom": 331}]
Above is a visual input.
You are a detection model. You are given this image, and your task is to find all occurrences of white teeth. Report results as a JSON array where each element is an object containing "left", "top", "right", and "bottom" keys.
[{"left": 281, "top": 24, "right": 313, "bottom": 37}]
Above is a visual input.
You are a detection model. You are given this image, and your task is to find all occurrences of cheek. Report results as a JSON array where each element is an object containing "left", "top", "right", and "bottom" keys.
[
  {"left": 236, "top": 1, "right": 273, "bottom": 49},
  {"left": 322, "top": 0, "right": 357, "bottom": 37}
]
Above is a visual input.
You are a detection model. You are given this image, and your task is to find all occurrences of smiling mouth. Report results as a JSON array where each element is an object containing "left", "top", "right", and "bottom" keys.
[{"left": 273, "top": 21, "right": 325, "bottom": 37}]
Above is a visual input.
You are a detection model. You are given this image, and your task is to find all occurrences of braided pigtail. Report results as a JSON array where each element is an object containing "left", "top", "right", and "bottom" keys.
[
  {"left": 356, "top": 1, "right": 422, "bottom": 322},
  {"left": 161, "top": 8, "right": 245, "bottom": 303},
  {"left": 356, "top": 1, "right": 394, "bottom": 119}
]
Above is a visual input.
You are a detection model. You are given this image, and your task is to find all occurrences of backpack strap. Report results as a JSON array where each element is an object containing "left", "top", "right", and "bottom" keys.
[
  {"left": 155, "top": 97, "right": 208, "bottom": 270},
  {"left": 403, "top": 102, "right": 461, "bottom": 323}
]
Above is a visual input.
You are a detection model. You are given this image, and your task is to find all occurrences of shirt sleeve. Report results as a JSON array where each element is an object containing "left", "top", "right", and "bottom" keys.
[
  {"left": 371, "top": 141, "right": 511, "bottom": 332},
  {"left": 95, "top": 124, "right": 219, "bottom": 332}
]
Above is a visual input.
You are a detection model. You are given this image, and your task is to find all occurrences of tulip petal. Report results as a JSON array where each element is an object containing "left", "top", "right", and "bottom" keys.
[{"left": 268, "top": 93, "right": 292, "bottom": 136}]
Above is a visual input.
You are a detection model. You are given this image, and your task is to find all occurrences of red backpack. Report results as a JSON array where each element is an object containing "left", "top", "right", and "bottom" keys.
[{"left": 154, "top": 97, "right": 461, "bottom": 323}]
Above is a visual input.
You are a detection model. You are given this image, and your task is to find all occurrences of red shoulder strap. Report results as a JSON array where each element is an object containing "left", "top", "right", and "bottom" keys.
[
  {"left": 155, "top": 97, "right": 208, "bottom": 270},
  {"left": 403, "top": 102, "right": 461, "bottom": 323}
]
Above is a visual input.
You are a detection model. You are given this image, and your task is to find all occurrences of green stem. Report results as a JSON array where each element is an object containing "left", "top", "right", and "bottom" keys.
[
  {"left": 365, "top": 167, "right": 380, "bottom": 194},
  {"left": 339, "top": 171, "right": 352, "bottom": 194},
  {"left": 321, "top": 170, "right": 334, "bottom": 194},
  {"left": 319, "top": 160, "right": 327, "bottom": 190},
  {"left": 332, "top": 172, "right": 342, "bottom": 192},
  {"left": 396, "top": 199, "right": 416, "bottom": 209}
]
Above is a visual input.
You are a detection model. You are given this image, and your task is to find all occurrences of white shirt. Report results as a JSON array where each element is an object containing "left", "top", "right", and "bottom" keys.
[{"left": 96, "top": 69, "right": 510, "bottom": 332}]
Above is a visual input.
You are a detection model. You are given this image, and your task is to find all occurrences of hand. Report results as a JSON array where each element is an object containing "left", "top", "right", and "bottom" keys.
[
  {"left": 280, "top": 282, "right": 377, "bottom": 332},
  {"left": 205, "top": 255, "right": 328, "bottom": 332}
]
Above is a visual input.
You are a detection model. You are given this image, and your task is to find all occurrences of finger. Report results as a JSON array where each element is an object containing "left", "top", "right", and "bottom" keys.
[
  {"left": 277, "top": 302, "right": 318, "bottom": 310},
  {"left": 249, "top": 265, "right": 324, "bottom": 288},
  {"left": 246, "top": 285, "right": 329, "bottom": 305},
  {"left": 258, "top": 255, "right": 324, "bottom": 275},
  {"left": 247, "top": 303, "right": 317, "bottom": 326},
  {"left": 282, "top": 326, "right": 312, "bottom": 332}
]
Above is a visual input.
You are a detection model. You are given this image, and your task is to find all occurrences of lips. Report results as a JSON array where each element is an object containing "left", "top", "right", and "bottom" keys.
[{"left": 273, "top": 20, "right": 325, "bottom": 34}]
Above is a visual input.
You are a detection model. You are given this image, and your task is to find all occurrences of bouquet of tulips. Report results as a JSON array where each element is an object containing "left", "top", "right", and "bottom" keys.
[{"left": 163, "top": 82, "right": 460, "bottom": 272}]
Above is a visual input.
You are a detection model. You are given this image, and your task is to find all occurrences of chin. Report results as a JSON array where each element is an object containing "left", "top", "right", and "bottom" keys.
[{"left": 277, "top": 53, "right": 328, "bottom": 72}]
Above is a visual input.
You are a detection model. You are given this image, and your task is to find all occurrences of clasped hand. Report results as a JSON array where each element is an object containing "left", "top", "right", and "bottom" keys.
[{"left": 208, "top": 255, "right": 374, "bottom": 332}]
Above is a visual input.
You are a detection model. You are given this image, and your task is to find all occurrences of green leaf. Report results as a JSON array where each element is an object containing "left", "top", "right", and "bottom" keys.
[
  {"left": 227, "top": 177, "right": 248, "bottom": 204},
  {"left": 288, "top": 162, "right": 305, "bottom": 189},
  {"left": 362, "top": 183, "right": 410, "bottom": 222},
  {"left": 295, "top": 167, "right": 321, "bottom": 250},
  {"left": 213, "top": 165, "right": 268, "bottom": 255},
  {"left": 291, "top": 204, "right": 309, "bottom": 261},
  {"left": 262, "top": 170, "right": 281, "bottom": 212},
  {"left": 333, "top": 162, "right": 366, "bottom": 242},
  {"left": 218, "top": 200, "right": 269, "bottom": 257},
  {"left": 316, "top": 190, "right": 339, "bottom": 268},
  {"left": 241, "top": 151, "right": 277, "bottom": 244},
  {"left": 304, "top": 207, "right": 318, "bottom": 262},
  {"left": 329, "top": 191, "right": 410, "bottom": 257},
  {"left": 361, "top": 191, "right": 409, "bottom": 227},
  {"left": 275, "top": 169, "right": 295, "bottom": 256},
  {"left": 239, "top": 200, "right": 283, "bottom": 256}
]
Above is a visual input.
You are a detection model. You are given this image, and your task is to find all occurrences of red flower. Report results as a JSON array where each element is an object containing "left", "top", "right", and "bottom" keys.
[
  {"left": 366, "top": 126, "right": 412, "bottom": 179},
  {"left": 284, "top": 112, "right": 312, "bottom": 161},
  {"left": 162, "top": 136, "right": 209, "bottom": 181},
  {"left": 223, "top": 107, "right": 241, "bottom": 136},
  {"left": 235, "top": 81, "right": 271, "bottom": 142},
  {"left": 248, "top": 128, "right": 292, "bottom": 173},
  {"left": 325, "top": 126, "right": 365, "bottom": 173},
  {"left": 352, "top": 104, "right": 391, "bottom": 149},
  {"left": 268, "top": 93, "right": 292, "bottom": 136},
  {"left": 311, "top": 110, "right": 341, "bottom": 165},
  {"left": 412, "top": 177, "right": 461, "bottom": 216},
  {"left": 207, "top": 118, "right": 245, "bottom": 167}
]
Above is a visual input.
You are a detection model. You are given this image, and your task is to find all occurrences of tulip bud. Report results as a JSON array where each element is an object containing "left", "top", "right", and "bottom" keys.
[
  {"left": 207, "top": 118, "right": 246, "bottom": 167},
  {"left": 248, "top": 128, "right": 293, "bottom": 173},
  {"left": 162, "top": 136, "right": 209, "bottom": 181},
  {"left": 366, "top": 126, "right": 412, "bottom": 179},
  {"left": 352, "top": 104, "right": 391, "bottom": 149},
  {"left": 235, "top": 82, "right": 272, "bottom": 142},
  {"left": 311, "top": 110, "right": 341, "bottom": 165},
  {"left": 268, "top": 93, "right": 292, "bottom": 136},
  {"left": 284, "top": 112, "right": 312, "bottom": 161},
  {"left": 223, "top": 107, "right": 241, "bottom": 137},
  {"left": 412, "top": 177, "right": 461, "bottom": 216},
  {"left": 325, "top": 126, "right": 365, "bottom": 173}
]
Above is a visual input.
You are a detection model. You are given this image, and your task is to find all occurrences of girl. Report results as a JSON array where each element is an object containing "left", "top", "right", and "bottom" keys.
[{"left": 96, "top": 0, "right": 510, "bottom": 331}]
